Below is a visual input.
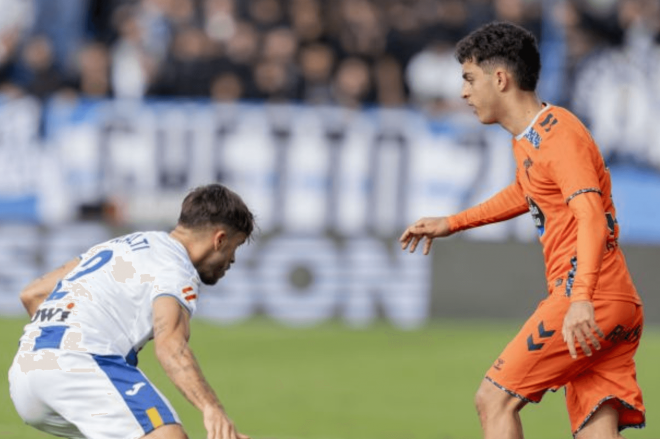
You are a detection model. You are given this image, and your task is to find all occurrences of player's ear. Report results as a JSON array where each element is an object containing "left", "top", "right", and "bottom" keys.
[
  {"left": 494, "top": 68, "right": 509, "bottom": 92},
  {"left": 212, "top": 228, "right": 227, "bottom": 250}
]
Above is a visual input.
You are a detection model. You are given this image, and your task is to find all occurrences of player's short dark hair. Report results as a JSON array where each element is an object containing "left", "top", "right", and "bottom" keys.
[
  {"left": 455, "top": 22, "right": 540, "bottom": 91},
  {"left": 178, "top": 184, "right": 255, "bottom": 238}
]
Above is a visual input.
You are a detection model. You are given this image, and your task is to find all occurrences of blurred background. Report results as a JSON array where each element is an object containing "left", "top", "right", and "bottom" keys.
[{"left": 1, "top": 0, "right": 660, "bottom": 438}]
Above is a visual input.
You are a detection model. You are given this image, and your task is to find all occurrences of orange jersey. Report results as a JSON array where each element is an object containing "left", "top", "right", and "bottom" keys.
[{"left": 449, "top": 105, "right": 641, "bottom": 304}]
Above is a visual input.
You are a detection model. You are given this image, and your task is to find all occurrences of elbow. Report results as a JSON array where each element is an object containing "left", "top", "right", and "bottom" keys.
[
  {"left": 153, "top": 338, "right": 172, "bottom": 361},
  {"left": 20, "top": 285, "right": 40, "bottom": 311},
  {"left": 153, "top": 335, "right": 185, "bottom": 363},
  {"left": 582, "top": 212, "right": 610, "bottom": 249}
]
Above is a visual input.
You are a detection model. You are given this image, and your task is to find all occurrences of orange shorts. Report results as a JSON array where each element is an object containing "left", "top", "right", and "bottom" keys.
[{"left": 486, "top": 293, "right": 645, "bottom": 435}]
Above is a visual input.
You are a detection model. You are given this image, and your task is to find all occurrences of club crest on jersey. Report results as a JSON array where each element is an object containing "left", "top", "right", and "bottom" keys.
[
  {"left": 526, "top": 196, "right": 546, "bottom": 236},
  {"left": 182, "top": 286, "right": 197, "bottom": 302}
]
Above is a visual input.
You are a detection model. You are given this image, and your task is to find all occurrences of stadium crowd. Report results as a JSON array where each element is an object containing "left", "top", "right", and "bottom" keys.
[
  {"left": 0, "top": 0, "right": 659, "bottom": 164},
  {"left": 0, "top": 0, "right": 654, "bottom": 104}
]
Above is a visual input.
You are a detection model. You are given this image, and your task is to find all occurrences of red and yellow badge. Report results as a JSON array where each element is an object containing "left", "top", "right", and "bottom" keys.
[{"left": 182, "top": 286, "right": 197, "bottom": 302}]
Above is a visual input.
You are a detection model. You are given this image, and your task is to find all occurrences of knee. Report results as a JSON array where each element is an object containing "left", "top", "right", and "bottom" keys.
[{"left": 475, "top": 379, "right": 524, "bottom": 420}]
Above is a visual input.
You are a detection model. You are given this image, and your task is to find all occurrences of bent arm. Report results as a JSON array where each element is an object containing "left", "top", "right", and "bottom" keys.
[
  {"left": 567, "top": 192, "right": 608, "bottom": 302},
  {"left": 447, "top": 181, "right": 529, "bottom": 233},
  {"left": 152, "top": 296, "right": 224, "bottom": 412},
  {"left": 20, "top": 257, "right": 80, "bottom": 318}
]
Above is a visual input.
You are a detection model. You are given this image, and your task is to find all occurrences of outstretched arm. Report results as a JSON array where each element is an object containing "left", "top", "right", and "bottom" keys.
[
  {"left": 152, "top": 296, "right": 248, "bottom": 439},
  {"left": 447, "top": 181, "right": 529, "bottom": 232},
  {"left": 20, "top": 258, "right": 80, "bottom": 318},
  {"left": 401, "top": 181, "right": 528, "bottom": 255}
]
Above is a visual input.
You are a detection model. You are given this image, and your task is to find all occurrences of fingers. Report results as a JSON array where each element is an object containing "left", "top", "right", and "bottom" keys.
[
  {"left": 573, "top": 326, "right": 591, "bottom": 358},
  {"left": 563, "top": 321, "right": 604, "bottom": 359},
  {"left": 566, "top": 332, "right": 577, "bottom": 359},
  {"left": 587, "top": 321, "right": 602, "bottom": 351},
  {"left": 399, "top": 230, "right": 412, "bottom": 250},
  {"left": 401, "top": 222, "right": 435, "bottom": 255},
  {"left": 423, "top": 236, "right": 433, "bottom": 255},
  {"left": 409, "top": 235, "right": 422, "bottom": 253}
]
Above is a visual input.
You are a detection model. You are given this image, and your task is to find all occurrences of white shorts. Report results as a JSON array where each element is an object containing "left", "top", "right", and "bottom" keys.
[{"left": 9, "top": 348, "right": 181, "bottom": 439}]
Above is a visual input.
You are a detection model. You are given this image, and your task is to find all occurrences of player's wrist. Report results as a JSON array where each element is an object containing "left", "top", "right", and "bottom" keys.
[{"left": 569, "top": 294, "right": 592, "bottom": 303}]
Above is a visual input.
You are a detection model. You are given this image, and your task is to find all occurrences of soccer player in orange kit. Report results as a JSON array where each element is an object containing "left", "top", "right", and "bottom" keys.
[{"left": 400, "top": 22, "right": 644, "bottom": 439}]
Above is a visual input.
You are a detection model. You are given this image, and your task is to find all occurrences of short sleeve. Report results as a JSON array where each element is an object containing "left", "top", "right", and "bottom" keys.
[
  {"left": 545, "top": 127, "right": 602, "bottom": 204},
  {"left": 150, "top": 269, "right": 199, "bottom": 316}
]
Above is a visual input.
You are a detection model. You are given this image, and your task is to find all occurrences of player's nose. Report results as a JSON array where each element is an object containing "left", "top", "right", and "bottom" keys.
[{"left": 461, "top": 83, "right": 470, "bottom": 100}]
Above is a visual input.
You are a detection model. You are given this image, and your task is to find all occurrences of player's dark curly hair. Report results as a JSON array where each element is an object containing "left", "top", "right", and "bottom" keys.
[
  {"left": 178, "top": 184, "right": 255, "bottom": 238},
  {"left": 455, "top": 22, "right": 540, "bottom": 91}
]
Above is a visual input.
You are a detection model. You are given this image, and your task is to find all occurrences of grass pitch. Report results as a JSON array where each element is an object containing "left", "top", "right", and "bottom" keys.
[{"left": 1, "top": 317, "right": 658, "bottom": 439}]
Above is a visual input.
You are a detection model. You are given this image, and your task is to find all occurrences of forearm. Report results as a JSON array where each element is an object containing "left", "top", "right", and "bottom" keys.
[
  {"left": 156, "top": 339, "right": 223, "bottom": 412},
  {"left": 20, "top": 258, "right": 80, "bottom": 318},
  {"left": 448, "top": 182, "right": 529, "bottom": 233},
  {"left": 569, "top": 195, "right": 608, "bottom": 302}
]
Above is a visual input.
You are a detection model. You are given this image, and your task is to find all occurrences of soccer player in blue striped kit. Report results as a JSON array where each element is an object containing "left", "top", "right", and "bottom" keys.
[{"left": 10, "top": 184, "right": 254, "bottom": 439}]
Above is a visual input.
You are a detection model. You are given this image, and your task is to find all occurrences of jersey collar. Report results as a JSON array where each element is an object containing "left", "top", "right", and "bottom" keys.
[{"left": 514, "top": 103, "right": 553, "bottom": 141}]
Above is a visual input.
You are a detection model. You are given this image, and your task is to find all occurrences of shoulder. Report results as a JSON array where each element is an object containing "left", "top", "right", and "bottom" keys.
[
  {"left": 145, "top": 232, "right": 198, "bottom": 278},
  {"left": 532, "top": 106, "right": 594, "bottom": 150}
]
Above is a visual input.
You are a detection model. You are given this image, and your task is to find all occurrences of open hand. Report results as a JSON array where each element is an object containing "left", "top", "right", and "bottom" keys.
[
  {"left": 400, "top": 217, "right": 452, "bottom": 255},
  {"left": 562, "top": 301, "right": 604, "bottom": 359},
  {"left": 203, "top": 406, "right": 250, "bottom": 439}
]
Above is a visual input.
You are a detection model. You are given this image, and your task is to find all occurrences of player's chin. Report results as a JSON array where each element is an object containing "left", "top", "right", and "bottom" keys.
[
  {"left": 200, "top": 271, "right": 224, "bottom": 285},
  {"left": 478, "top": 114, "right": 497, "bottom": 125}
]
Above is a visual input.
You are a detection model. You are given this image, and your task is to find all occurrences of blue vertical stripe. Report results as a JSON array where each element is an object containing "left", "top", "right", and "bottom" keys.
[
  {"left": 33, "top": 325, "right": 68, "bottom": 350},
  {"left": 565, "top": 256, "right": 578, "bottom": 297},
  {"left": 93, "top": 354, "right": 176, "bottom": 433}
]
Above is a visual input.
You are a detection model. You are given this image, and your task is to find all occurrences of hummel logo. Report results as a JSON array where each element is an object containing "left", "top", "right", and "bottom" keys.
[{"left": 125, "top": 382, "right": 146, "bottom": 396}]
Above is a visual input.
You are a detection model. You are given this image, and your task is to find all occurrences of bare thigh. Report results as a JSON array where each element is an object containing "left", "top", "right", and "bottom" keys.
[{"left": 142, "top": 424, "right": 188, "bottom": 439}]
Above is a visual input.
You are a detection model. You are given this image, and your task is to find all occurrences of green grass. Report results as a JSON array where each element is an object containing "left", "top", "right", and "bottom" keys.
[{"left": 1, "top": 317, "right": 659, "bottom": 439}]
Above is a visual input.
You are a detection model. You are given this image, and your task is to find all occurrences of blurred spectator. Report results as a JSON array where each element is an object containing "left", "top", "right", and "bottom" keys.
[
  {"left": 162, "top": 0, "right": 199, "bottom": 29},
  {"left": 110, "top": 5, "right": 151, "bottom": 99},
  {"left": 0, "top": 29, "right": 23, "bottom": 91},
  {"left": 374, "top": 55, "right": 406, "bottom": 108},
  {"left": 72, "top": 42, "right": 112, "bottom": 97},
  {"left": 493, "top": 0, "right": 542, "bottom": 37},
  {"left": 0, "top": 0, "right": 657, "bottom": 133},
  {"left": 569, "top": 0, "right": 660, "bottom": 168},
  {"left": 203, "top": 0, "right": 237, "bottom": 44},
  {"left": 335, "top": 0, "right": 386, "bottom": 58},
  {"left": 288, "top": 0, "right": 324, "bottom": 44},
  {"left": 332, "top": 56, "right": 374, "bottom": 108},
  {"left": 31, "top": 0, "right": 88, "bottom": 74},
  {"left": 253, "top": 59, "right": 291, "bottom": 102},
  {"left": 262, "top": 27, "right": 298, "bottom": 64},
  {"left": 247, "top": 0, "right": 286, "bottom": 30},
  {"left": 423, "top": 0, "right": 471, "bottom": 44},
  {"left": 405, "top": 39, "right": 464, "bottom": 114},
  {"left": 18, "top": 35, "right": 64, "bottom": 100},
  {"left": 225, "top": 20, "right": 260, "bottom": 97},
  {"left": 211, "top": 71, "right": 243, "bottom": 102},
  {"left": 136, "top": 0, "right": 173, "bottom": 63},
  {"left": 383, "top": 0, "right": 426, "bottom": 67},
  {"left": 297, "top": 42, "right": 335, "bottom": 104},
  {"left": 150, "top": 26, "right": 215, "bottom": 96},
  {"left": 0, "top": 0, "right": 34, "bottom": 91}
]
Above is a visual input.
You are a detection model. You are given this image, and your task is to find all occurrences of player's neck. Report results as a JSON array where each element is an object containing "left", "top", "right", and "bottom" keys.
[
  {"left": 170, "top": 226, "right": 206, "bottom": 265},
  {"left": 498, "top": 92, "right": 543, "bottom": 136}
]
